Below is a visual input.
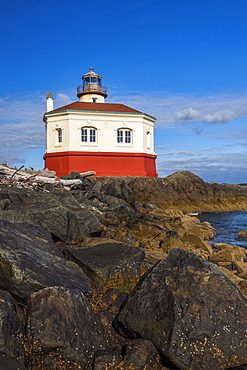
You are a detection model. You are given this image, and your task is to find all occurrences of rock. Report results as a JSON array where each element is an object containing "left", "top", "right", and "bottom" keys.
[
  {"left": 0, "top": 187, "right": 102, "bottom": 241},
  {"left": 102, "top": 288, "right": 128, "bottom": 314},
  {"left": 238, "top": 230, "right": 247, "bottom": 239},
  {"left": 118, "top": 248, "right": 247, "bottom": 370},
  {"left": 26, "top": 286, "right": 106, "bottom": 369},
  {"left": 60, "top": 171, "right": 81, "bottom": 179},
  {"left": 124, "top": 171, "right": 247, "bottom": 212},
  {"left": 0, "top": 291, "right": 25, "bottom": 365},
  {"left": 0, "top": 351, "right": 27, "bottom": 369},
  {"left": 225, "top": 364, "right": 247, "bottom": 370},
  {"left": 233, "top": 261, "right": 247, "bottom": 278},
  {"left": 93, "top": 349, "right": 123, "bottom": 369},
  {"left": 121, "top": 339, "right": 166, "bottom": 369},
  {"left": 0, "top": 219, "right": 92, "bottom": 301},
  {"left": 101, "top": 179, "right": 135, "bottom": 207},
  {"left": 210, "top": 243, "right": 247, "bottom": 263},
  {"left": 63, "top": 241, "right": 145, "bottom": 292}
]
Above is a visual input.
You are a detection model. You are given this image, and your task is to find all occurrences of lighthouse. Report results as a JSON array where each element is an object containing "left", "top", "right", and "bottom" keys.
[{"left": 43, "top": 68, "right": 157, "bottom": 177}]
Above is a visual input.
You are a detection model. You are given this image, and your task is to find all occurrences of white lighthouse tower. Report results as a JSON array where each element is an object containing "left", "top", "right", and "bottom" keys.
[{"left": 43, "top": 68, "right": 157, "bottom": 177}]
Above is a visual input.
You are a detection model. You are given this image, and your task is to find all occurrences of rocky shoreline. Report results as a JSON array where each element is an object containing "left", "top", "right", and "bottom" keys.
[{"left": 0, "top": 170, "right": 247, "bottom": 369}]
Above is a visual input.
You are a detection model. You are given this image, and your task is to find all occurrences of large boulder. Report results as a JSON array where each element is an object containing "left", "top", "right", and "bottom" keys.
[
  {"left": 0, "top": 187, "right": 102, "bottom": 241},
  {"left": 118, "top": 248, "right": 247, "bottom": 370},
  {"left": 0, "top": 291, "right": 25, "bottom": 365},
  {"left": 0, "top": 351, "right": 27, "bottom": 370},
  {"left": 63, "top": 241, "right": 145, "bottom": 293},
  {"left": 0, "top": 219, "right": 92, "bottom": 301},
  {"left": 26, "top": 286, "right": 106, "bottom": 369}
]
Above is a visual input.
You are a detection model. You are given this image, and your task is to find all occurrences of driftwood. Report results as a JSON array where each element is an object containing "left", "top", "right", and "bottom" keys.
[
  {"left": 0, "top": 164, "right": 95, "bottom": 189},
  {"left": 79, "top": 171, "right": 96, "bottom": 178}
]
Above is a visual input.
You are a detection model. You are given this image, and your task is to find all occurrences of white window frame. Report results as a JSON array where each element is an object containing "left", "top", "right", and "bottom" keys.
[
  {"left": 117, "top": 128, "right": 132, "bottom": 144},
  {"left": 81, "top": 126, "right": 97, "bottom": 144}
]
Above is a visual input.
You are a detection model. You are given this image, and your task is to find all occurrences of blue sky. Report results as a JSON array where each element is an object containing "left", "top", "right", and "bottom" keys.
[{"left": 0, "top": 0, "right": 247, "bottom": 183}]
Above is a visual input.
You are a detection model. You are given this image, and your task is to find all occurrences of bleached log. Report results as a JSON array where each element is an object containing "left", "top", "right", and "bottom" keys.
[
  {"left": 34, "top": 176, "right": 58, "bottom": 183},
  {"left": 60, "top": 179, "right": 82, "bottom": 186},
  {"left": 79, "top": 171, "right": 96, "bottom": 178}
]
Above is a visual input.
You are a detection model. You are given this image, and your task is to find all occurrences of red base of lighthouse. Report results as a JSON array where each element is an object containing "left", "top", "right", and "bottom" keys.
[{"left": 44, "top": 151, "right": 158, "bottom": 177}]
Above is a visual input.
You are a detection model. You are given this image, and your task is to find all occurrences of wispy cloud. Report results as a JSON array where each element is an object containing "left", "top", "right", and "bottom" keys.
[
  {"left": 111, "top": 89, "right": 247, "bottom": 127},
  {"left": 0, "top": 93, "right": 46, "bottom": 165}
]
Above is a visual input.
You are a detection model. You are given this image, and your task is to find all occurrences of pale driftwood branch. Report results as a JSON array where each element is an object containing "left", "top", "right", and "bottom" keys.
[
  {"left": 79, "top": 171, "right": 96, "bottom": 178},
  {"left": 60, "top": 179, "right": 82, "bottom": 186}
]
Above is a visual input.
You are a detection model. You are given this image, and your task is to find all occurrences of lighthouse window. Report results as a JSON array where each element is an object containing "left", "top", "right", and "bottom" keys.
[
  {"left": 57, "top": 128, "right": 62, "bottom": 143},
  {"left": 117, "top": 129, "right": 132, "bottom": 144},
  {"left": 125, "top": 130, "right": 131, "bottom": 143},
  {"left": 81, "top": 127, "right": 97, "bottom": 143},
  {"left": 117, "top": 130, "right": 123, "bottom": 143},
  {"left": 90, "top": 129, "right": 96, "bottom": 142},
  {"left": 81, "top": 128, "right": 88, "bottom": 142}
]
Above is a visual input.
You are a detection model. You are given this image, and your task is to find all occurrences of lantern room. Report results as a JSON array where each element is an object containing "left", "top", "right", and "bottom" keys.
[{"left": 77, "top": 67, "right": 108, "bottom": 103}]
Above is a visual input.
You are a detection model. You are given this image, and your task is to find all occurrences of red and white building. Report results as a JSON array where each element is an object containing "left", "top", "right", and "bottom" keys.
[{"left": 43, "top": 68, "right": 157, "bottom": 177}]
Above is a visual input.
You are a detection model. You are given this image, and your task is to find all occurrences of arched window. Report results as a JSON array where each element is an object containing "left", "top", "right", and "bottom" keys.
[
  {"left": 81, "top": 127, "right": 97, "bottom": 143},
  {"left": 117, "top": 128, "right": 132, "bottom": 144}
]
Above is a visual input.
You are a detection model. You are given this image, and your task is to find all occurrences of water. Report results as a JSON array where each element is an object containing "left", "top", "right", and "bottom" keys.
[{"left": 197, "top": 211, "right": 247, "bottom": 249}]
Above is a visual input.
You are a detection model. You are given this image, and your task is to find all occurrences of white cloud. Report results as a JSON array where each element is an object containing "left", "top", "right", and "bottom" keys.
[
  {"left": 0, "top": 94, "right": 46, "bottom": 165},
  {"left": 56, "top": 93, "right": 72, "bottom": 107},
  {"left": 111, "top": 89, "right": 247, "bottom": 127},
  {"left": 175, "top": 107, "right": 200, "bottom": 121}
]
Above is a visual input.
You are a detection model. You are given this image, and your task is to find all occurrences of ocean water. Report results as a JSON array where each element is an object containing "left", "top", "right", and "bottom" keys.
[{"left": 197, "top": 211, "right": 247, "bottom": 249}]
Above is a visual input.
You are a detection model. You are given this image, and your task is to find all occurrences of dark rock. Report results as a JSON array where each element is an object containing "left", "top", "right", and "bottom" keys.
[
  {"left": 118, "top": 248, "right": 247, "bottom": 370},
  {"left": 26, "top": 286, "right": 106, "bottom": 369},
  {"left": 0, "top": 187, "right": 102, "bottom": 241},
  {"left": 102, "top": 288, "right": 128, "bottom": 314},
  {"left": 101, "top": 179, "right": 135, "bottom": 206},
  {"left": 0, "top": 219, "right": 92, "bottom": 301},
  {"left": 97, "top": 310, "right": 127, "bottom": 350},
  {"left": 125, "top": 171, "right": 247, "bottom": 212},
  {"left": 122, "top": 339, "right": 165, "bottom": 369},
  {"left": 0, "top": 351, "right": 27, "bottom": 369},
  {"left": 93, "top": 349, "right": 123, "bottom": 370},
  {"left": 60, "top": 171, "right": 81, "bottom": 179},
  {"left": 104, "top": 180, "right": 123, "bottom": 199},
  {"left": 63, "top": 241, "right": 145, "bottom": 292},
  {"left": 0, "top": 291, "right": 25, "bottom": 364},
  {"left": 225, "top": 364, "right": 247, "bottom": 370},
  {"left": 120, "top": 181, "right": 136, "bottom": 206}
]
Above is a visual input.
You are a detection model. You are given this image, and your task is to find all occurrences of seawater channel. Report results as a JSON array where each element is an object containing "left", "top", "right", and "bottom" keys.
[{"left": 197, "top": 211, "right": 247, "bottom": 249}]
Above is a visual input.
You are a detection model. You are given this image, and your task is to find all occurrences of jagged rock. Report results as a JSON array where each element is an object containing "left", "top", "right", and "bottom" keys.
[
  {"left": 0, "top": 291, "right": 25, "bottom": 365},
  {"left": 0, "top": 351, "right": 27, "bottom": 370},
  {"left": 121, "top": 339, "right": 167, "bottom": 369},
  {"left": 102, "top": 288, "right": 128, "bottom": 314},
  {"left": 0, "top": 219, "right": 92, "bottom": 301},
  {"left": 181, "top": 232, "right": 213, "bottom": 254},
  {"left": 210, "top": 243, "right": 247, "bottom": 263},
  {"left": 123, "top": 171, "right": 247, "bottom": 212},
  {"left": 93, "top": 349, "right": 123, "bottom": 369},
  {"left": 233, "top": 261, "right": 247, "bottom": 278},
  {"left": 63, "top": 241, "right": 145, "bottom": 292},
  {"left": 225, "top": 364, "right": 247, "bottom": 370},
  {"left": 0, "top": 187, "right": 102, "bottom": 241},
  {"left": 100, "top": 179, "right": 135, "bottom": 207},
  {"left": 118, "top": 248, "right": 247, "bottom": 370},
  {"left": 238, "top": 230, "right": 247, "bottom": 239},
  {"left": 26, "top": 286, "right": 106, "bottom": 369}
]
